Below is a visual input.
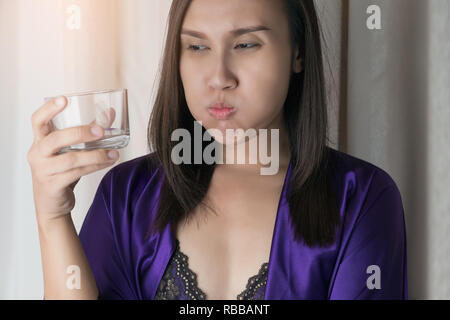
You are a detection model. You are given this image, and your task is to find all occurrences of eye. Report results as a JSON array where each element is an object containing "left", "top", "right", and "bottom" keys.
[
  {"left": 235, "top": 43, "right": 260, "bottom": 50},
  {"left": 187, "top": 44, "right": 208, "bottom": 52},
  {"left": 186, "top": 43, "right": 260, "bottom": 53}
]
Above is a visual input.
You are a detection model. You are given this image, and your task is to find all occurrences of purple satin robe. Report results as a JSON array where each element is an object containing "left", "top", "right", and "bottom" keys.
[{"left": 79, "top": 148, "right": 408, "bottom": 300}]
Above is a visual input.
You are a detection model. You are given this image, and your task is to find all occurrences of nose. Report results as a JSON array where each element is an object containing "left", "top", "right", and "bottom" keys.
[{"left": 207, "top": 56, "right": 238, "bottom": 91}]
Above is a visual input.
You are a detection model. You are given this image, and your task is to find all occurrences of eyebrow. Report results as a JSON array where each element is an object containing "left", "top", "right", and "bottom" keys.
[{"left": 180, "top": 25, "right": 271, "bottom": 39}]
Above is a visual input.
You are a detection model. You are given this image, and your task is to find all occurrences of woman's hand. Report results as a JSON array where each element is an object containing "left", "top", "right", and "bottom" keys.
[{"left": 27, "top": 96, "right": 119, "bottom": 223}]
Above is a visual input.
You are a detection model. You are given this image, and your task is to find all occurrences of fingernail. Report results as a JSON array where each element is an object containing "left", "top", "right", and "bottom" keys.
[
  {"left": 91, "top": 125, "right": 103, "bottom": 136},
  {"left": 55, "top": 96, "right": 66, "bottom": 108},
  {"left": 108, "top": 150, "right": 119, "bottom": 159}
]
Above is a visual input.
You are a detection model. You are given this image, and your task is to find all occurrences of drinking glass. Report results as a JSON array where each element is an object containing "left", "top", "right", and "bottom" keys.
[{"left": 44, "top": 88, "right": 130, "bottom": 154}]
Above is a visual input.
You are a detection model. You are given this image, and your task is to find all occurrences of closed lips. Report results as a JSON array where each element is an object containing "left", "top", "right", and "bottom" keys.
[{"left": 207, "top": 105, "right": 236, "bottom": 120}]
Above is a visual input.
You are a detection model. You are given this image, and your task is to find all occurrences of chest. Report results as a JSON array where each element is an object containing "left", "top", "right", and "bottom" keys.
[{"left": 174, "top": 174, "right": 285, "bottom": 300}]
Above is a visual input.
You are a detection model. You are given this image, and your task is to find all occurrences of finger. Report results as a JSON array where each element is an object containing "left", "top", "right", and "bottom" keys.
[
  {"left": 68, "top": 178, "right": 80, "bottom": 191},
  {"left": 31, "top": 96, "right": 67, "bottom": 142},
  {"left": 106, "top": 108, "right": 116, "bottom": 127},
  {"left": 96, "top": 107, "right": 116, "bottom": 128},
  {"left": 44, "top": 149, "right": 119, "bottom": 176},
  {"left": 105, "top": 108, "right": 116, "bottom": 128},
  {"left": 86, "top": 108, "right": 116, "bottom": 130},
  {"left": 53, "top": 160, "right": 118, "bottom": 188},
  {"left": 40, "top": 123, "right": 105, "bottom": 157}
]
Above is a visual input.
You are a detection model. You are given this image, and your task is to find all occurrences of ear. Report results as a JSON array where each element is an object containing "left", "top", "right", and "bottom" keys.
[{"left": 292, "top": 46, "right": 303, "bottom": 74}]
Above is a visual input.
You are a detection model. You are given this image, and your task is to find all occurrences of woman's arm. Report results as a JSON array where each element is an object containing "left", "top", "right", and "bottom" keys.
[
  {"left": 329, "top": 182, "right": 408, "bottom": 299},
  {"left": 37, "top": 214, "right": 98, "bottom": 300}
]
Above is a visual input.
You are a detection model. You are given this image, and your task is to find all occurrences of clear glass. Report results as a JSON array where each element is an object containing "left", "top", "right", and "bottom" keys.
[{"left": 44, "top": 88, "right": 130, "bottom": 154}]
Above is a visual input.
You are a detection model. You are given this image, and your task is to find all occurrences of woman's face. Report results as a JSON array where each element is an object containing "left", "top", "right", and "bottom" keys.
[{"left": 179, "top": 0, "right": 302, "bottom": 144}]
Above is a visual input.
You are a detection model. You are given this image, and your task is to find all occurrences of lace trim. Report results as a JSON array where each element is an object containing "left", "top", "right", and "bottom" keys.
[
  {"left": 155, "top": 239, "right": 206, "bottom": 299},
  {"left": 237, "top": 261, "right": 269, "bottom": 300},
  {"left": 155, "top": 239, "right": 268, "bottom": 300}
]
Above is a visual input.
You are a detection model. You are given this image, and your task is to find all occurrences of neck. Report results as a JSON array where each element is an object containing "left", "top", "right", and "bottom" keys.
[{"left": 215, "top": 116, "right": 291, "bottom": 177}]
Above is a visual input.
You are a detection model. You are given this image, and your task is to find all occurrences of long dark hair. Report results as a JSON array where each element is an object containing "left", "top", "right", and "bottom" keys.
[{"left": 147, "top": 0, "right": 340, "bottom": 247}]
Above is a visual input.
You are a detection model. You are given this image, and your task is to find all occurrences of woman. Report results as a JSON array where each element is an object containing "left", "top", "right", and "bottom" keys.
[{"left": 28, "top": 0, "right": 408, "bottom": 300}]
